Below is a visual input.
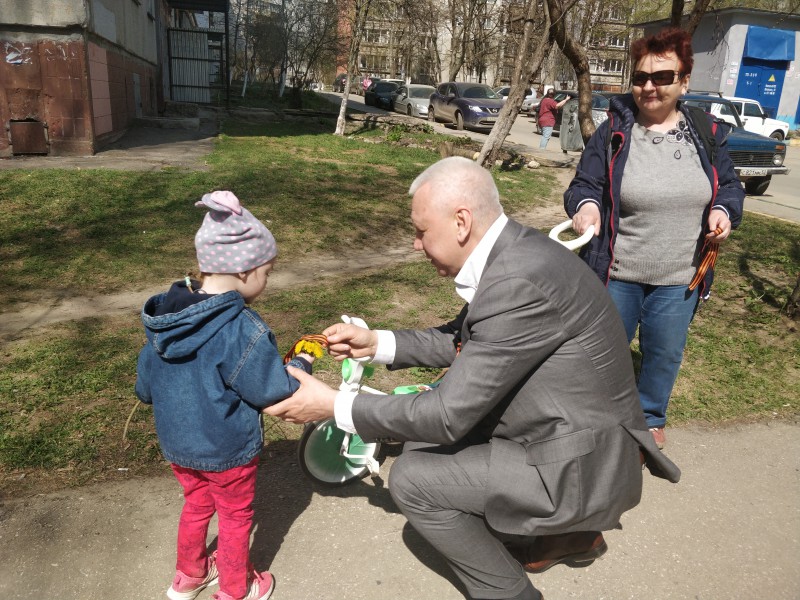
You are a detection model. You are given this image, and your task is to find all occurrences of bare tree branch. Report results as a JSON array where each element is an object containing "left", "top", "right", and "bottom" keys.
[
  {"left": 548, "top": 0, "right": 594, "bottom": 142},
  {"left": 476, "top": 0, "right": 553, "bottom": 167}
]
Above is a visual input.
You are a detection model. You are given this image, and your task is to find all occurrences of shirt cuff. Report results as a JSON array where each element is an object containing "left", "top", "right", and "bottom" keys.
[
  {"left": 576, "top": 199, "right": 601, "bottom": 212},
  {"left": 711, "top": 206, "right": 730, "bottom": 218},
  {"left": 371, "top": 330, "right": 396, "bottom": 365},
  {"left": 334, "top": 390, "right": 358, "bottom": 433}
]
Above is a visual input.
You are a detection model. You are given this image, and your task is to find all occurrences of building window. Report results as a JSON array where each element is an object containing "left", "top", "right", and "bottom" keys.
[
  {"left": 607, "top": 34, "right": 626, "bottom": 48},
  {"left": 592, "top": 58, "right": 623, "bottom": 74}
]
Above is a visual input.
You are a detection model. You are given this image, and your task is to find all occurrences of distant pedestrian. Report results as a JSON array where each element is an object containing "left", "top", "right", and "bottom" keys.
[
  {"left": 135, "top": 190, "right": 316, "bottom": 600},
  {"left": 537, "top": 89, "right": 570, "bottom": 149}
]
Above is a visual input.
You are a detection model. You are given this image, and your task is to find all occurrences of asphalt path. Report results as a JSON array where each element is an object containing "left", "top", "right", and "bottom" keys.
[{"left": 1, "top": 422, "right": 797, "bottom": 600}]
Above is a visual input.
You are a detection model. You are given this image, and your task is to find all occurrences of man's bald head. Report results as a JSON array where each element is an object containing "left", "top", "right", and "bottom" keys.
[{"left": 408, "top": 157, "right": 502, "bottom": 233}]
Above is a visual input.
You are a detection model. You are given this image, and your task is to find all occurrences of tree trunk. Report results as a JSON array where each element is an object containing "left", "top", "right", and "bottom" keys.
[
  {"left": 335, "top": 0, "right": 373, "bottom": 136},
  {"left": 683, "top": 0, "right": 714, "bottom": 35},
  {"left": 786, "top": 273, "right": 800, "bottom": 320},
  {"left": 548, "top": 0, "right": 594, "bottom": 143},
  {"left": 670, "top": 0, "right": 685, "bottom": 29},
  {"left": 476, "top": 0, "right": 552, "bottom": 168}
]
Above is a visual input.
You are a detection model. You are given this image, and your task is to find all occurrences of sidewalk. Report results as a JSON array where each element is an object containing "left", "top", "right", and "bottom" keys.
[{"left": 1, "top": 421, "right": 797, "bottom": 600}]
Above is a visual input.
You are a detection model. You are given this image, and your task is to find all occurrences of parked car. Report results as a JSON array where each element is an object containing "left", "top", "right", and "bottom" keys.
[
  {"left": 428, "top": 82, "right": 504, "bottom": 131},
  {"left": 351, "top": 76, "right": 379, "bottom": 95},
  {"left": 494, "top": 86, "right": 537, "bottom": 112},
  {"left": 681, "top": 94, "right": 789, "bottom": 195},
  {"left": 364, "top": 80, "right": 401, "bottom": 108},
  {"left": 332, "top": 73, "right": 348, "bottom": 93},
  {"left": 392, "top": 84, "right": 436, "bottom": 118},
  {"left": 557, "top": 93, "right": 617, "bottom": 151},
  {"left": 720, "top": 96, "right": 789, "bottom": 140},
  {"left": 520, "top": 90, "right": 541, "bottom": 114}
]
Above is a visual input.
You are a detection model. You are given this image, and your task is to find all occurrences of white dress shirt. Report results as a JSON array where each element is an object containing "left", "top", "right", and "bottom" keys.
[{"left": 333, "top": 213, "right": 509, "bottom": 433}]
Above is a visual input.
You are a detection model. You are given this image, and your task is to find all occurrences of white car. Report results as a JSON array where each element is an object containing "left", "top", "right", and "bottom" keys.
[
  {"left": 494, "top": 86, "right": 537, "bottom": 112},
  {"left": 721, "top": 96, "right": 789, "bottom": 140},
  {"left": 392, "top": 84, "right": 436, "bottom": 118}
]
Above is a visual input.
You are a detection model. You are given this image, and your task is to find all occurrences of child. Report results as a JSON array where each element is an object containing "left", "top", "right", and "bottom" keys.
[{"left": 135, "top": 191, "right": 314, "bottom": 600}]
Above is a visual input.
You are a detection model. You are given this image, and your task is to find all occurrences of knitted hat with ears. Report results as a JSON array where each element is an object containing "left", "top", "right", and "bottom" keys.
[{"left": 194, "top": 191, "right": 277, "bottom": 274}]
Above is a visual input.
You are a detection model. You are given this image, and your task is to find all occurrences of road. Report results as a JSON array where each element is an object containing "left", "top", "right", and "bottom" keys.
[
  {"left": 744, "top": 143, "right": 800, "bottom": 223},
  {"left": 331, "top": 91, "right": 799, "bottom": 224}
]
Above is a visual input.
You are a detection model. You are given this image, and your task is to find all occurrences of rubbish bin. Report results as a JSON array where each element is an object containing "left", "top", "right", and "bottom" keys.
[{"left": 560, "top": 98, "right": 585, "bottom": 153}]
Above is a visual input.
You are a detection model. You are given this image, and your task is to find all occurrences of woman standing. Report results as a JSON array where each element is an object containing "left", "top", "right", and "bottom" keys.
[
  {"left": 537, "top": 89, "right": 571, "bottom": 149},
  {"left": 564, "top": 28, "right": 744, "bottom": 448}
]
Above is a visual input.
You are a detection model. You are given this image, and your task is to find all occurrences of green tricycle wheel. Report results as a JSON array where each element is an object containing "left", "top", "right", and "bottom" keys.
[{"left": 297, "top": 418, "right": 381, "bottom": 486}]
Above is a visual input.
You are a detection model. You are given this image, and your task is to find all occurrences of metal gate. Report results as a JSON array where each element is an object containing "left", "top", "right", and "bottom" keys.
[{"left": 167, "top": 27, "right": 226, "bottom": 104}]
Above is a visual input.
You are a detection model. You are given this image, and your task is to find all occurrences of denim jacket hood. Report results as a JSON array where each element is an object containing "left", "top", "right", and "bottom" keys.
[
  {"left": 142, "top": 289, "right": 244, "bottom": 360},
  {"left": 135, "top": 289, "right": 304, "bottom": 471}
]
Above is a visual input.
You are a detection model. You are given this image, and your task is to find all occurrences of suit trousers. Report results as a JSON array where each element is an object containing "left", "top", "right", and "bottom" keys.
[{"left": 389, "top": 442, "right": 540, "bottom": 600}]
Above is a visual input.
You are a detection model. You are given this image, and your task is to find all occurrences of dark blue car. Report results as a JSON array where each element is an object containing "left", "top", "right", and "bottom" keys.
[
  {"left": 682, "top": 94, "right": 789, "bottom": 195},
  {"left": 428, "top": 82, "right": 504, "bottom": 131}
]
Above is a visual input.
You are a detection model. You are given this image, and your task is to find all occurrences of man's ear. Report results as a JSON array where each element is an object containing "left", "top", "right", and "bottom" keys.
[{"left": 454, "top": 207, "right": 472, "bottom": 243}]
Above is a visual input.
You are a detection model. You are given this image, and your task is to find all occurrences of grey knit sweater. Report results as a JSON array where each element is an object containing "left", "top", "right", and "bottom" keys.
[{"left": 611, "top": 120, "right": 712, "bottom": 285}]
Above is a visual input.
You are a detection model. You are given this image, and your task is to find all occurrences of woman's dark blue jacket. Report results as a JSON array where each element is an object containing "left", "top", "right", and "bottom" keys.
[{"left": 564, "top": 93, "right": 745, "bottom": 298}]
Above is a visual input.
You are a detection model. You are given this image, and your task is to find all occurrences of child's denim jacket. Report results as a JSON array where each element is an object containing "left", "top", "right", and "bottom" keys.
[{"left": 135, "top": 288, "right": 307, "bottom": 472}]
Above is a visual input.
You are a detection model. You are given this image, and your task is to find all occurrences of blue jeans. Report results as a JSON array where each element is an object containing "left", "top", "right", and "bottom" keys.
[
  {"left": 539, "top": 125, "right": 553, "bottom": 148},
  {"left": 607, "top": 280, "right": 699, "bottom": 429}
]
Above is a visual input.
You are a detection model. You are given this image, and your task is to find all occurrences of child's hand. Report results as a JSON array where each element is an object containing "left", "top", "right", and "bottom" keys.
[{"left": 296, "top": 352, "right": 316, "bottom": 364}]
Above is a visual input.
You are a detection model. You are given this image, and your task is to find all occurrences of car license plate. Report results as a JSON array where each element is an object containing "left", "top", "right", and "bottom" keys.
[
  {"left": 484, "top": 117, "right": 497, "bottom": 123},
  {"left": 739, "top": 168, "right": 767, "bottom": 176}
]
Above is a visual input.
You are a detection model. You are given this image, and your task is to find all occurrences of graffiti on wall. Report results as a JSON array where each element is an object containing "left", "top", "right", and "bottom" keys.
[
  {"left": 43, "top": 42, "right": 81, "bottom": 61},
  {"left": 5, "top": 42, "right": 33, "bottom": 65}
]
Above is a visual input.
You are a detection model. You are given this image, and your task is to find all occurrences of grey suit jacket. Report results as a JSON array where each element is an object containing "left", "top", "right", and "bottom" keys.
[{"left": 352, "top": 219, "right": 680, "bottom": 536}]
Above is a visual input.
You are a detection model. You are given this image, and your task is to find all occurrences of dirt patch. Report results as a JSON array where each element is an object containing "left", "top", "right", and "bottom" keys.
[{"left": 0, "top": 197, "right": 571, "bottom": 343}]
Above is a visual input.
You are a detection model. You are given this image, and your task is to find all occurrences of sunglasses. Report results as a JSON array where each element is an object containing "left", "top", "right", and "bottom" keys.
[{"left": 631, "top": 70, "right": 683, "bottom": 87}]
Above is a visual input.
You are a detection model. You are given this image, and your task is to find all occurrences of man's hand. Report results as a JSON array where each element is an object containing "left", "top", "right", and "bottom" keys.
[
  {"left": 264, "top": 366, "right": 337, "bottom": 423},
  {"left": 322, "top": 323, "right": 378, "bottom": 361},
  {"left": 572, "top": 202, "right": 602, "bottom": 237}
]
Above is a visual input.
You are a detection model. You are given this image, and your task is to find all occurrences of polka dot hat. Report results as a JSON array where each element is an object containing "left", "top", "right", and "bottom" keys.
[{"left": 194, "top": 191, "right": 277, "bottom": 274}]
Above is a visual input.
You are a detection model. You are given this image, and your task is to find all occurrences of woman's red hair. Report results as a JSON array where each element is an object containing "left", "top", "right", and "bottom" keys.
[{"left": 631, "top": 28, "right": 694, "bottom": 75}]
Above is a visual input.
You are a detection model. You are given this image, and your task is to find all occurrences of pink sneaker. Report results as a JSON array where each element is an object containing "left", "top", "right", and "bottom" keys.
[
  {"left": 212, "top": 571, "right": 274, "bottom": 600},
  {"left": 167, "top": 552, "right": 219, "bottom": 600}
]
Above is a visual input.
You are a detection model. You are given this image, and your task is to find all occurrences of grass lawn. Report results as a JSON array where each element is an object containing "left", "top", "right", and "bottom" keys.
[{"left": 1, "top": 113, "right": 798, "bottom": 499}]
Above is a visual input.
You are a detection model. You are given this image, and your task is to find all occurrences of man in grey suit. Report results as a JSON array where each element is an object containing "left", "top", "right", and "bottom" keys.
[{"left": 266, "top": 156, "right": 680, "bottom": 600}]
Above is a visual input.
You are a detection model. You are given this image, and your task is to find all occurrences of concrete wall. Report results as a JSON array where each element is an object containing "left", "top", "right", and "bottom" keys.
[
  {"left": 644, "top": 10, "right": 800, "bottom": 129},
  {"left": 0, "top": 36, "right": 94, "bottom": 156},
  {"left": 2, "top": 0, "right": 87, "bottom": 28},
  {"left": 89, "top": 0, "right": 158, "bottom": 64},
  {"left": 1, "top": 0, "right": 162, "bottom": 156},
  {"left": 87, "top": 39, "right": 158, "bottom": 141}
]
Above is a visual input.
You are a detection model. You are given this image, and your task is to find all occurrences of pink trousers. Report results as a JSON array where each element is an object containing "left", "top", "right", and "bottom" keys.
[{"left": 171, "top": 457, "right": 259, "bottom": 599}]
